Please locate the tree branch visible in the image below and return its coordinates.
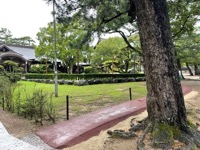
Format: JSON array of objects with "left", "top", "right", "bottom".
[
  {"left": 172, "top": 15, "right": 191, "bottom": 39},
  {"left": 102, "top": 10, "right": 129, "bottom": 24},
  {"left": 116, "top": 30, "right": 142, "bottom": 55}
]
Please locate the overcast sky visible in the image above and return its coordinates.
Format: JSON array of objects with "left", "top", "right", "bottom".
[{"left": 0, "top": 0, "right": 53, "bottom": 42}]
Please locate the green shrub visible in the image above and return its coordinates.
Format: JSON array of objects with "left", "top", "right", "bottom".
[
  {"left": 4, "top": 72, "right": 21, "bottom": 82},
  {"left": 25, "top": 73, "right": 145, "bottom": 80},
  {"left": 3, "top": 60, "right": 19, "bottom": 72},
  {"left": 29, "top": 64, "right": 53, "bottom": 73},
  {"left": 84, "top": 66, "right": 99, "bottom": 74},
  {"left": 15, "top": 86, "right": 56, "bottom": 124},
  {"left": 0, "top": 75, "right": 16, "bottom": 111},
  {"left": 15, "top": 67, "right": 24, "bottom": 73},
  {"left": 0, "top": 65, "right": 4, "bottom": 73}
]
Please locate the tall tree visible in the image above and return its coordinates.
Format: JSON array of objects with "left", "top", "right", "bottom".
[
  {"left": 36, "top": 22, "right": 89, "bottom": 74},
  {"left": 91, "top": 37, "right": 125, "bottom": 71},
  {"left": 135, "top": 0, "right": 188, "bottom": 146},
  {"left": 0, "top": 28, "right": 13, "bottom": 43},
  {"left": 175, "top": 30, "right": 200, "bottom": 75},
  {"left": 91, "top": 37, "right": 140, "bottom": 73},
  {"left": 11, "top": 36, "right": 35, "bottom": 46},
  {"left": 0, "top": 27, "right": 35, "bottom": 46},
  {"left": 135, "top": 2, "right": 200, "bottom": 148}
]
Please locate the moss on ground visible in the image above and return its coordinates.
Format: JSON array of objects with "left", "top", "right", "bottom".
[{"left": 152, "top": 123, "right": 181, "bottom": 148}]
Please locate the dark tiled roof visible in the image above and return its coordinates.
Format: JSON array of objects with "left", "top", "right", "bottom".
[{"left": 0, "top": 44, "right": 36, "bottom": 60}]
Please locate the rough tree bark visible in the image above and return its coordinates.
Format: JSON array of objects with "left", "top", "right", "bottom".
[{"left": 135, "top": 0, "right": 187, "bottom": 128}]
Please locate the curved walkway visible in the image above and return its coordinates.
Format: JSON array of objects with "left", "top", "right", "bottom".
[{"left": 36, "top": 86, "right": 192, "bottom": 149}]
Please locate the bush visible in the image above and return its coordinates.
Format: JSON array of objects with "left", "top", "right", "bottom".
[
  {"left": 0, "top": 75, "right": 15, "bottom": 111},
  {"left": 0, "top": 65, "right": 4, "bottom": 72},
  {"left": 25, "top": 73, "right": 145, "bottom": 80},
  {"left": 15, "top": 87, "right": 56, "bottom": 125},
  {"left": 84, "top": 66, "right": 99, "bottom": 74},
  {"left": 4, "top": 72, "right": 21, "bottom": 82},
  {"left": 29, "top": 64, "right": 53, "bottom": 73}
]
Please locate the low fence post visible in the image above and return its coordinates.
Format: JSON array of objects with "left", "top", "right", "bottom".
[
  {"left": 66, "top": 95, "right": 69, "bottom": 120},
  {"left": 129, "top": 88, "right": 132, "bottom": 100}
]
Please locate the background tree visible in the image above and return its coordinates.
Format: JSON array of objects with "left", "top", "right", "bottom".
[
  {"left": 0, "top": 27, "right": 35, "bottom": 46},
  {"left": 36, "top": 22, "right": 90, "bottom": 74},
  {"left": 91, "top": 36, "right": 141, "bottom": 73},
  {"left": 0, "top": 28, "right": 13, "bottom": 43},
  {"left": 175, "top": 30, "right": 200, "bottom": 75},
  {"left": 91, "top": 37, "right": 125, "bottom": 73},
  {"left": 11, "top": 36, "right": 35, "bottom": 46}
]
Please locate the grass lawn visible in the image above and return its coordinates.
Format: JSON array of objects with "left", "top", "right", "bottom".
[{"left": 17, "top": 81, "right": 147, "bottom": 119}]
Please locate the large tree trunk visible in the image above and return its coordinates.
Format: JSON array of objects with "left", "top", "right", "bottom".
[{"left": 135, "top": 0, "right": 187, "bottom": 129}]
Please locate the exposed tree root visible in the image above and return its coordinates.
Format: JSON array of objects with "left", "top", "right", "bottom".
[
  {"left": 175, "top": 128, "right": 200, "bottom": 150},
  {"left": 107, "top": 118, "right": 200, "bottom": 150},
  {"left": 107, "top": 129, "right": 137, "bottom": 138},
  {"left": 137, "top": 122, "right": 153, "bottom": 150},
  {"left": 129, "top": 118, "right": 149, "bottom": 132}
]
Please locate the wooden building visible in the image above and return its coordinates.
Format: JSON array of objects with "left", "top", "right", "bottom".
[{"left": 0, "top": 44, "right": 36, "bottom": 72}]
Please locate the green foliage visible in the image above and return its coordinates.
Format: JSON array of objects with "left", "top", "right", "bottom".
[
  {"left": 15, "top": 67, "right": 24, "bottom": 73},
  {"left": 0, "top": 75, "right": 16, "bottom": 111},
  {"left": 187, "top": 119, "right": 196, "bottom": 128},
  {"left": 152, "top": 123, "right": 181, "bottom": 148},
  {"left": 84, "top": 66, "right": 99, "bottom": 74},
  {"left": 175, "top": 29, "right": 200, "bottom": 65},
  {"left": 11, "top": 36, "right": 35, "bottom": 46},
  {"left": 0, "top": 28, "right": 12, "bottom": 43},
  {"left": 25, "top": 73, "right": 54, "bottom": 79},
  {"left": 0, "top": 27, "right": 35, "bottom": 46},
  {"left": 25, "top": 73, "right": 145, "bottom": 80},
  {"left": 91, "top": 37, "right": 142, "bottom": 73},
  {"left": 3, "top": 72, "right": 21, "bottom": 83},
  {"left": 169, "top": 1, "right": 200, "bottom": 39},
  {"left": 175, "top": 28, "right": 200, "bottom": 75},
  {"left": 0, "top": 76, "right": 11, "bottom": 97},
  {"left": 35, "top": 22, "right": 90, "bottom": 74},
  {"left": 0, "top": 65, "right": 4, "bottom": 72},
  {"left": 51, "top": 0, "right": 199, "bottom": 55},
  {"left": 14, "top": 86, "right": 56, "bottom": 124},
  {"left": 29, "top": 64, "right": 53, "bottom": 73},
  {"left": 1, "top": 60, "right": 22, "bottom": 82},
  {"left": 3, "top": 60, "right": 18, "bottom": 72},
  {"left": 45, "top": 95, "right": 56, "bottom": 123}
]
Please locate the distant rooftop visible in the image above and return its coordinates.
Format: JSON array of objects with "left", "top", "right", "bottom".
[{"left": 0, "top": 43, "right": 36, "bottom": 60}]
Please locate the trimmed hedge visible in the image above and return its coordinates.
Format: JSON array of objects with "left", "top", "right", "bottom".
[{"left": 25, "top": 73, "right": 145, "bottom": 80}]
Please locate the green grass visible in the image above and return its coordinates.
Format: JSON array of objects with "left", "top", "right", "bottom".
[{"left": 16, "top": 81, "right": 147, "bottom": 118}]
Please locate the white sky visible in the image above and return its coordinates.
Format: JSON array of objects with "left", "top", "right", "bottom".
[{"left": 0, "top": 0, "right": 53, "bottom": 42}]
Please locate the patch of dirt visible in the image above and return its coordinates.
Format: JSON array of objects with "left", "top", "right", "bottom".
[{"left": 0, "top": 108, "right": 54, "bottom": 138}]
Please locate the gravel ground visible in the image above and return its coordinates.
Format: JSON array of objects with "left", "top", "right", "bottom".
[{"left": 20, "top": 134, "right": 55, "bottom": 150}]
